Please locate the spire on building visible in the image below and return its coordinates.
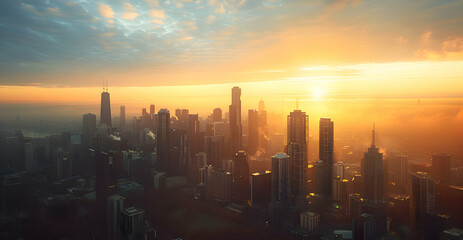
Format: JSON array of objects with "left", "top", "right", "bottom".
[{"left": 372, "top": 122, "right": 376, "bottom": 147}]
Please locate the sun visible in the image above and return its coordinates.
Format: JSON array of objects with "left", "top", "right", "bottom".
[{"left": 312, "top": 87, "right": 325, "bottom": 100}]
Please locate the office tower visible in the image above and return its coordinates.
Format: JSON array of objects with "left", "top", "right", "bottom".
[
  {"left": 169, "top": 129, "right": 189, "bottom": 176},
  {"left": 432, "top": 153, "right": 451, "bottom": 185},
  {"left": 390, "top": 195, "right": 410, "bottom": 226},
  {"left": 83, "top": 113, "right": 97, "bottom": 146},
  {"left": 248, "top": 109, "right": 259, "bottom": 155},
  {"left": 24, "top": 141, "right": 35, "bottom": 172},
  {"left": 156, "top": 109, "right": 170, "bottom": 174},
  {"left": 107, "top": 194, "right": 124, "bottom": 240},
  {"left": 57, "top": 150, "right": 72, "bottom": 179},
  {"left": 213, "top": 108, "right": 222, "bottom": 122},
  {"left": 208, "top": 169, "right": 232, "bottom": 202},
  {"left": 142, "top": 108, "right": 147, "bottom": 116},
  {"left": 150, "top": 104, "right": 155, "bottom": 116},
  {"left": 204, "top": 136, "right": 225, "bottom": 169},
  {"left": 232, "top": 150, "right": 250, "bottom": 203},
  {"left": 390, "top": 154, "right": 408, "bottom": 193},
  {"left": 258, "top": 99, "right": 268, "bottom": 155},
  {"left": 229, "top": 86, "right": 242, "bottom": 155},
  {"left": 363, "top": 124, "right": 384, "bottom": 202},
  {"left": 120, "top": 207, "right": 146, "bottom": 240},
  {"left": 300, "top": 211, "right": 320, "bottom": 232},
  {"left": 213, "top": 122, "right": 225, "bottom": 136},
  {"left": 251, "top": 170, "right": 271, "bottom": 205},
  {"left": 95, "top": 150, "right": 116, "bottom": 225},
  {"left": 100, "top": 90, "right": 112, "bottom": 127},
  {"left": 412, "top": 172, "right": 435, "bottom": 223},
  {"left": 271, "top": 153, "right": 289, "bottom": 202},
  {"left": 287, "top": 110, "right": 309, "bottom": 201},
  {"left": 120, "top": 105, "right": 126, "bottom": 127},
  {"left": 319, "top": 118, "right": 334, "bottom": 199},
  {"left": 5, "top": 136, "right": 19, "bottom": 170}
]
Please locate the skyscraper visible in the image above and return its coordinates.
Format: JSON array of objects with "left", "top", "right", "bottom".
[
  {"left": 120, "top": 105, "right": 126, "bottom": 127},
  {"left": 150, "top": 104, "right": 155, "bottom": 116},
  {"left": 229, "top": 87, "right": 242, "bottom": 155},
  {"left": 248, "top": 109, "right": 259, "bottom": 155},
  {"left": 107, "top": 194, "right": 124, "bottom": 240},
  {"left": 287, "top": 110, "right": 309, "bottom": 202},
  {"left": 432, "top": 153, "right": 451, "bottom": 185},
  {"left": 213, "top": 108, "right": 222, "bottom": 122},
  {"left": 319, "top": 118, "right": 334, "bottom": 199},
  {"left": 232, "top": 150, "right": 249, "bottom": 203},
  {"left": 120, "top": 207, "right": 146, "bottom": 240},
  {"left": 363, "top": 124, "right": 384, "bottom": 202},
  {"left": 390, "top": 154, "right": 408, "bottom": 193},
  {"left": 411, "top": 172, "right": 435, "bottom": 223},
  {"left": 100, "top": 90, "right": 112, "bottom": 127},
  {"left": 156, "top": 109, "right": 170, "bottom": 174},
  {"left": 271, "top": 152, "right": 289, "bottom": 202},
  {"left": 83, "top": 113, "right": 96, "bottom": 146}
]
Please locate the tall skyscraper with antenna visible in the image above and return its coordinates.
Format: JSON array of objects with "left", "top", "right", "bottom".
[
  {"left": 363, "top": 123, "right": 384, "bottom": 202},
  {"left": 287, "top": 110, "right": 309, "bottom": 203},
  {"left": 100, "top": 81, "right": 112, "bottom": 127}
]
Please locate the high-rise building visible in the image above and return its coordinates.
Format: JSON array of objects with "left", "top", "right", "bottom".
[
  {"left": 120, "top": 207, "right": 146, "bottom": 240},
  {"left": 232, "top": 150, "right": 249, "bottom": 203},
  {"left": 150, "top": 104, "right": 155, "bottom": 116},
  {"left": 83, "top": 113, "right": 96, "bottom": 147},
  {"left": 432, "top": 153, "right": 451, "bottom": 185},
  {"left": 300, "top": 211, "right": 320, "bottom": 232},
  {"left": 208, "top": 169, "right": 232, "bottom": 202},
  {"left": 248, "top": 109, "right": 259, "bottom": 155},
  {"left": 57, "top": 150, "right": 72, "bottom": 179},
  {"left": 107, "top": 194, "right": 124, "bottom": 240},
  {"left": 271, "top": 152, "right": 289, "bottom": 202},
  {"left": 213, "top": 108, "right": 222, "bottom": 122},
  {"left": 204, "top": 136, "right": 225, "bottom": 169},
  {"left": 120, "top": 105, "right": 126, "bottom": 127},
  {"left": 287, "top": 110, "right": 308, "bottom": 202},
  {"left": 156, "top": 109, "right": 170, "bottom": 174},
  {"left": 251, "top": 170, "right": 271, "bottom": 205},
  {"left": 94, "top": 149, "right": 116, "bottom": 226},
  {"left": 229, "top": 87, "right": 242, "bottom": 155},
  {"left": 213, "top": 122, "right": 225, "bottom": 137},
  {"left": 100, "top": 90, "right": 112, "bottom": 127},
  {"left": 319, "top": 118, "right": 334, "bottom": 199},
  {"left": 363, "top": 124, "right": 384, "bottom": 202},
  {"left": 268, "top": 133, "right": 285, "bottom": 156},
  {"left": 390, "top": 154, "right": 408, "bottom": 193},
  {"left": 412, "top": 172, "right": 435, "bottom": 223}
]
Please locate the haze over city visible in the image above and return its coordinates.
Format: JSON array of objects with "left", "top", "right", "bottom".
[{"left": 0, "top": 0, "right": 462, "bottom": 240}]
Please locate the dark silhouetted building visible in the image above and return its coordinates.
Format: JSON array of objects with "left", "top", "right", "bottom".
[
  {"left": 120, "top": 105, "right": 126, "bottom": 127},
  {"left": 83, "top": 113, "right": 97, "bottom": 147},
  {"left": 248, "top": 109, "right": 259, "bottom": 155},
  {"left": 363, "top": 124, "right": 383, "bottom": 202},
  {"left": 229, "top": 87, "right": 242, "bottom": 155},
  {"left": 258, "top": 99, "right": 268, "bottom": 155},
  {"left": 412, "top": 172, "right": 435, "bottom": 225},
  {"left": 150, "top": 104, "right": 155, "bottom": 116},
  {"left": 287, "top": 110, "right": 308, "bottom": 203},
  {"left": 232, "top": 150, "right": 249, "bottom": 203},
  {"left": 156, "top": 109, "right": 170, "bottom": 174},
  {"left": 251, "top": 170, "right": 271, "bottom": 205},
  {"left": 107, "top": 194, "right": 124, "bottom": 240},
  {"left": 213, "top": 108, "right": 222, "bottom": 122},
  {"left": 120, "top": 207, "right": 146, "bottom": 240},
  {"left": 390, "top": 154, "right": 408, "bottom": 193},
  {"left": 319, "top": 117, "right": 334, "bottom": 199},
  {"left": 100, "top": 90, "right": 112, "bottom": 127},
  {"left": 271, "top": 152, "right": 289, "bottom": 202},
  {"left": 432, "top": 153, "right": 451, "bottom": 185}
]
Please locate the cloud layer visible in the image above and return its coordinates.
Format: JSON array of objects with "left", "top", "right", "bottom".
[{"left": 0, "top": 0, "right": 463, "bottom": 87}]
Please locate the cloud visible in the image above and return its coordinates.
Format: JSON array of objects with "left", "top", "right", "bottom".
[
  {"left": 152, "top": 19, "right": 164, "bottom": 24},
  {"left": 215, "top": 4, "right": 226, "bottom": 14},
  {"left": 150, "top": 9, "right": 166, "bottom": 19},
  {"left": 122, "top": 12, "right": 139, "bottom": 20},
  {"left": 98, "top": 4, "right": 114, "bottom": 19},
  {"left": 207, "top": 15, "right": 215, "bottom": 24}
]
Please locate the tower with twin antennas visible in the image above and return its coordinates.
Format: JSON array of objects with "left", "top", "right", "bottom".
[{"left": 100, "top": 80, "right": 112, "bottom": 127}]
